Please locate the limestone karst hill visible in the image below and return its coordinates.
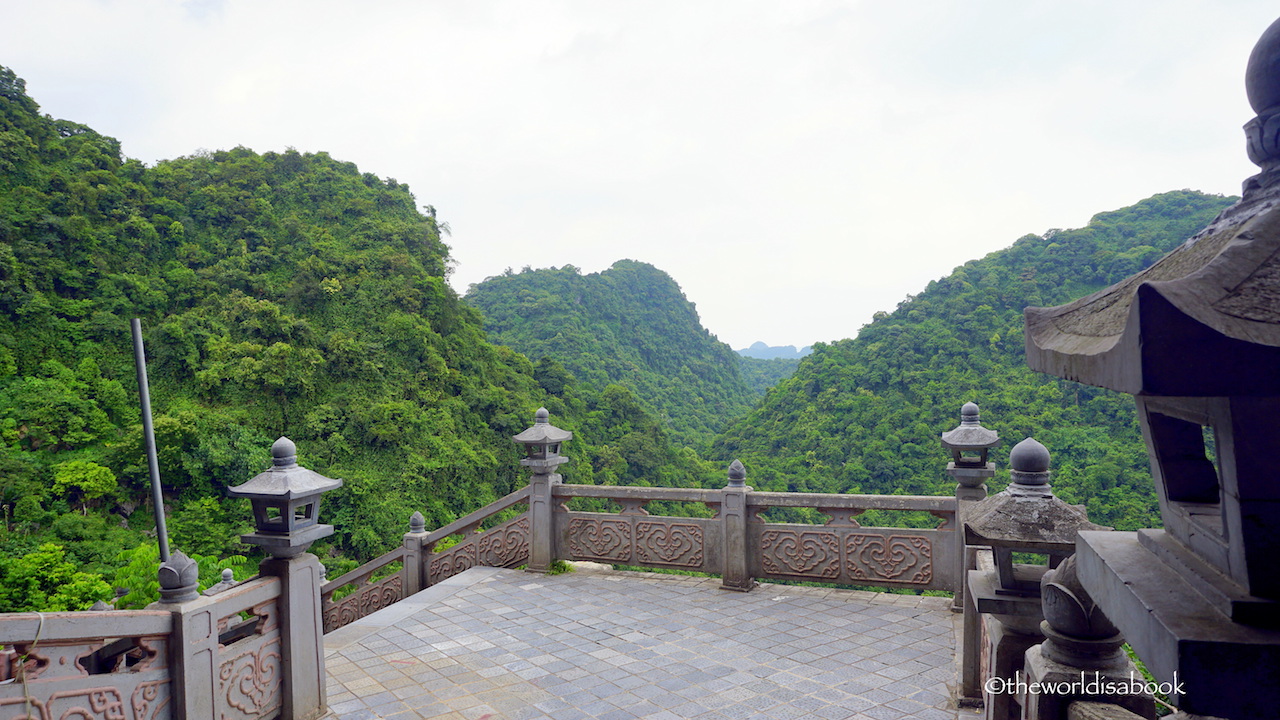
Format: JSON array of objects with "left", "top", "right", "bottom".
[
  {"left": 711, "top": 190, "right": 1236, "bottom": 531},
  {"left": 0, "top": 66, "right": 710, "bottom": 603},
  {"left": 465, "top": 260, "right": 756, "bottom": 446}
]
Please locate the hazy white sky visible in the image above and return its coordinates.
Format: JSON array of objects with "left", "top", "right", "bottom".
[{"left": 5, "top": 1, "right": 1278, "bottom": 348}]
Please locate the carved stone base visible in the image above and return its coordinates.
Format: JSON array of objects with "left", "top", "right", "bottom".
[{"left": 1021, "top": 643, "right": 1155, "bottom": 720}]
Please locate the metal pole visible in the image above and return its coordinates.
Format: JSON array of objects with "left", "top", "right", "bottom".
[{"left": 131, "top": 318, "right": 171, "bottom": 563}]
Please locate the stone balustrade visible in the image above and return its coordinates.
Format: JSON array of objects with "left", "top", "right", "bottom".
[
  {"left": 0, "top": 574, "right": 288, "bottom": 720},
  {"left": 320, "top": 468, "right": 961, "bottom": 634}
]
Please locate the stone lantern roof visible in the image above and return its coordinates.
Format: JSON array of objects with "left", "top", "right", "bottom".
[
  {"left": 964, "top": 438, "right": 1108, "bottom": 552},
  {"left": 1024, "top": 198, "right": 1280, "bottom": 395},
  {"left": 940, "top": 402, "right": 999, "bottom": 456},
  {"left": 228, "top": 437, "right": 343, "bottom": 501},
  {"left": 512, "top": 407, "right": 572, "bottom": 446}
]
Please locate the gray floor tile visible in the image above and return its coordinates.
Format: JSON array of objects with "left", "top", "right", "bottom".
[{"left": 325, "top": 567, "right": 958, "bottom": 720}]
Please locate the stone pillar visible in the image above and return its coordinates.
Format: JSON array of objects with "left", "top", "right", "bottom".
[
  {"left": 403, "top": 511, "right": 428, "bottom": 594},
  {"left": 526, "top": 462, "right": 560, "bottom": 573},
  {"left": 260, "top": 553, "right": 328, "bottom": 720},
  {"left": 1021, "top": 555, "right": 1155, "bottom": 720},
  {"left": 159, "top": 553, "right": 217, "bottom": 720},
  {"left": 225, "top": 438, "right": 340, "bottom": 720},
  {"left": 969, "top": 565, "right": 1045, "bottom": 720},
  {"left": 720, "top": 459, "right": 755, "bottom": 592}
]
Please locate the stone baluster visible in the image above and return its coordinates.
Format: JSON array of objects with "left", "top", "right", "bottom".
[
  {"left": 720, "top": 459, "right": 755, "bottom": 592},
  {"left": 403, "top": 511, "right": 428, "bottom": 593},
  {"left": 159, "top": 552, "right": 217, "bottom": 720},
  {"left": 1020, "top": 555, "right": 1155, "bottom": 720}
]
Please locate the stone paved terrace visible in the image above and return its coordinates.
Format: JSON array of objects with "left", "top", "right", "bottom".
[{"left": 323, "top": 566, "right": 966, "bottom": 720}]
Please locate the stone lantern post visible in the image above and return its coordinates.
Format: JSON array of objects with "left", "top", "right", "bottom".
[
  {"left": 1021, "top": 16, "right": 1280, "bottom": 718},
  {"left": 963, "top": 438, "right": 1108, "bottom": 720},
  {"left": 514, "top": 408, "right": 572, "bottom": 573},
  {"left": 943, "top": 401, "right": 1000, "bottom": 618},
  {"left": 226, "top": 437, "right": 341, "bottom": 720}
]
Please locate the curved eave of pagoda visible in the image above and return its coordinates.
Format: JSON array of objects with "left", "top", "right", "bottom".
[{"left": 1025, "top": 190, "right": 1280, "bottom": 396}]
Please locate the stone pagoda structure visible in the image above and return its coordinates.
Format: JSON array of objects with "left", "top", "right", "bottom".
[{"left": 1021, "top": 15, "right": 1280, "bottom": 719}]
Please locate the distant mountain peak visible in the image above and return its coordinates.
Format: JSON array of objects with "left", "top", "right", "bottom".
[{"left": 737, "top": 343, "right": 813, "bottom": 360}]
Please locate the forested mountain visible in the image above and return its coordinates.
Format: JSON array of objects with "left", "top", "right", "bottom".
[
  {"left": 713, "top": 190, "right": 1236, "bottom": 531},
  {"left": 0, "top": 67, "right": 713, "bottom": 609},
  {"left": 0, "top": 60, "right": 1241, "bottom": 612},
  {"left": 465, "top": 261, "right": 755, "bottom": 445}
]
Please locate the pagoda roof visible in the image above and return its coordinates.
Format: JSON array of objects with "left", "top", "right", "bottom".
[{"left": 1025, "top": 187, "right": 1280, "bottom": 396}]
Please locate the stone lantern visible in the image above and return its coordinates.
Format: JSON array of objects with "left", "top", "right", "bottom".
[
  {"left": 963, "top": 438, "right": 1108, "bottom": 720},
  {"left": 942, "top": 401, "right": 1000, "bottom": 501},
  {"left": 513, "top": 407, "right": 572, "bottom": 472},
  {"left": 228, "top": 437, "right": 343, "bottom": 558},
  {"left": 1020, "top": 16, "right": 1280, "bottom": 717},
  {"left": 944, "top": 401, "right": 1000, "bottom": 623},
  {"left": 514, "top": 408, "right": 571, "bottom": 573}
]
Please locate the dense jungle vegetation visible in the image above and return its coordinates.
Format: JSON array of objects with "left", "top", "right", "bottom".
[
  {"left": 713, "top": 189, "right": 1234, "bottom": 530},
  {"left": 0, "top": 67, "right": 714, "bottom": 610},
  {"left": 0, "top": 63, "right": 1237, "bottom": 611},
  {"left": 466, "top": 261, "right": 756, "bottom": 445}
]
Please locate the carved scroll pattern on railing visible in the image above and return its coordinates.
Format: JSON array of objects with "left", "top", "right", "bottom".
[
  {"left": 634, "top": 522, "right": 703, "bottom": 567},
  {"left": 760, "top": 530, "right": 840, "bottom": 578},
  {"left": 132, "top": 680, "right": 170, "bottom": 720},
  {"left": 0, "top": 687, "right": 135, "bottom": 720},
  {"left": 756, "top": 526, "right": 938, "bottom": 587},
  {"left": 565, "top": 518, "right": 632, "bottom": 562},
  {"left": 215, "top": 600, "right": 281, "bottom": 720},
  {"left": 322, "top": 572, "right": 404, "bottom": 634},
  {"left": 428, "top": 514, "right": 531, "bottom": 585},
  {"left": 0, "top": 613, "right": 172, "bottom": 720},
  {"left": 846, "top": 534, "right": 932, "bottom": 584}
]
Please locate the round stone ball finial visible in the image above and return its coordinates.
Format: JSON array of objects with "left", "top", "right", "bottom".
[
  {"left": 1010, "top": 437, "right": 1050, "bottom": 473},
  {"left": 960, "top": 402, "right": 980, "bottom": 425},
  {"left": 271, "top": 436, "right": 298, "bottom": 468},
  {"left": 1246, "top": 16, "right": 1280, "bottom": 115},
  {"left": 534, "top": 407, "right": 550, "bottom": 424},
  {"left": 1245, "top": 16, "right": 1280, "bottom": 177},
  {"left": 1009, "top": 437, "right": 1052, "bottom": 491}
]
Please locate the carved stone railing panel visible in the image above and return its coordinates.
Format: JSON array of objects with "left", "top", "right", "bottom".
[
  {"left": 427, "top": 513, "right": 531, "bottom": 585},
  {"left": 751, "top": 523, "right": 950, "bottom": 590},
  {"left": 846, "top": 533, "right": 933, "bottom": 584},
  {"left": 322, "top": 571, "right": 404, "bottom": 634},
  {"left": 209, "top": 580, "right": 283, "bottom": 720},
  {"left": 0, "top": 611, "right": 173, "bottom": 720},
  {"left": 760, "top": 529, "right": 841, "bottom": 579},
  {"left": 565, "top": 517, "right": 632, "bottom": 562},
  {"left": 744, "top": 491, "right": 958, "bottom": 591},
  {"left": 556, "top": 511, "right": 715, "bottom": 572},
  {"left": 634, "top": 521, "right": 703, "bottom": 567}
]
